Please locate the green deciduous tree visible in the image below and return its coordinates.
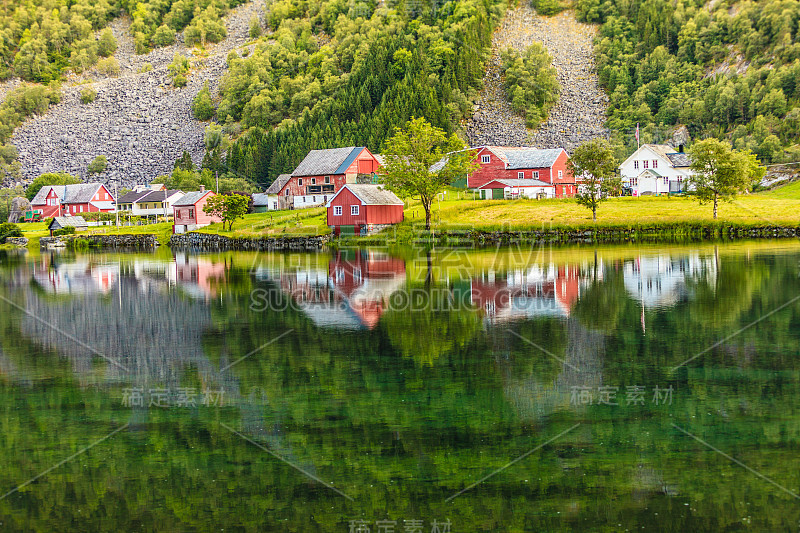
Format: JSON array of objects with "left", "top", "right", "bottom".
[
  {"left": 568, "top": 138, "right": 620, "bottom": 222},
  {"left": 688, "top": 138, "right": 765, "bottom": 219},
  {"left": 88, "top": 155, "right": 108, "bottom": 174},
  {"left": 192, "top": 81, "right": 215, "bottom": 120},
  {"left": 501, "top": 44, "right": 559, "bottom": 129},
  {"left": 381, "top": 117, "right": 477, "bottom": 230},
  {"left": 203, "top": 193, "right": 249, "bottom": 230},
  {"left": 97, "top": 28, "right": 118, "bottom": 57},
  {"left": 25, "top": 172, "right": 81, "bottom": 200}
]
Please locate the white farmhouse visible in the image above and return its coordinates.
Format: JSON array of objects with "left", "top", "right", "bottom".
[{"left": 619, "top": 144, "right": 694, "bottom": 196}]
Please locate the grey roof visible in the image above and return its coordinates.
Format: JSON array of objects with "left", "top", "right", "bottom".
[
  {"left": 49, "top": 216, "right": 87, "bottom": 229},
  {"left": 479, "top": 179, "right": 554, "bottom": 188},
  {"left": 117, "top": 190, "right": 150, "bottom": 204},
  {"left": 483, "top": 147, "right": 564, "bottom": 169},
  {"left": 343, "top": 184, "right": 403, "bottom": 205},
  {"left": 252, "top": 193, "right": 270, "bottom": 206},
  {"left": 31, "top": 183, "right": 107, "bottom": 205},
  {"left": 292, "top": 147, "right": 362, "bottom": 177},
  {"left": 265, "top": 174, "right": 292, "bottom": 194},
  {"left": 666, "top": 152, "right": 692, "bottom": 167},
  {"left": 173, "top": 191, "right": 212, "bottom": 206},
  {"left": 89, "top": 201, "right": 116, "bottom": 210},
  {"left": 138, "top": 189, "right": 182, "bottom": 202}
]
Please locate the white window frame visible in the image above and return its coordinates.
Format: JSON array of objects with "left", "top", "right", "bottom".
[
  {"left": 533, "top": 171, "right": 539, "bottom": 179},
  {"left": 643, "top": 160, "right": 649, "bottom": 169},
  {"left": 634, "top": 161, "right": 639, "bottom": 170},
  {"left": 298, "top": 178, "right": 303, "bottom": 186},
  {"left": 517, "top": 171, "right": 524, "bottom": 179},
  {"left": 324, "top": 176, "right": 330, "bottom": 184},
  {"left": 653, "top": 160, "right": 658, "bottom": 168},
  {"left": 481, "top": 155, "right": 490, "bottom": 164},
  {"left": 311, "top": 178, "right": 316, "bottom": 185},
  {"left": 558, "top": 170, "right": 563, "bottom": 179},
  {"left": 333, "top": 206, "right": 342, "bottom": 216},
  {"left": 351, "top": 205, "right": 359, "bottom": 216}
]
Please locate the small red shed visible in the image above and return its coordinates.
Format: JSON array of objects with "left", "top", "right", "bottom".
[
  {"left": 326, "top": 184, "right": 404, "bottom": 236},
  {"left": 172, "top": 189, "right": 222, "bottom": 234}
]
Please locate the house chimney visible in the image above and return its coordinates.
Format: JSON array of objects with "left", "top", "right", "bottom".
[
  {"left": 200, "top": 185, "right": 205, "bottom": 192},
  {"left": 678, "top": 144, "right": 684, "bottom": 153}
]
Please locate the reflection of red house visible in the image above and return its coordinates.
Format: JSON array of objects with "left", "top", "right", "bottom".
[
  {"left": 328, "top": 250, "right": 406, "bottom": 328},
  {"left": 470, "top": 265, "right": 581, "bottom": 323},
  {"left": 30, "top": 183, "right": 116, "bottom": 218},
  {"left": 173, "top": 252, "right": 226, "bottom": 299}
]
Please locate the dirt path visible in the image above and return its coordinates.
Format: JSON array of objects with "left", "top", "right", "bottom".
[{"left": 466, "top": 6, "right": 608, "bottom": 151}]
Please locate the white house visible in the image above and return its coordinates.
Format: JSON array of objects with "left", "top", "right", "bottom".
[
  {"left": 116, "top": 189, "right": 184, "bottom": 217},
  {"left": 619, "top": 144, "right": 693, "bottom": 196},
  {"left": 262, "top": 174, "right": 292, "bottom": 211}
]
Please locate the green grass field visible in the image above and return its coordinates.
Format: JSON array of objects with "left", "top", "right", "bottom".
[{"left": 12, "top": 180, "right": 800, "bottom": 248}]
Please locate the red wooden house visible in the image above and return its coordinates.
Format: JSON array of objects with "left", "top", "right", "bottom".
[
  {"left": 467, "top": 146, "right": 576, "bottom": 198},
  {"left": 30, "top": 183, "right": 116, "bottom": 218},
  {"left": 273, "top": 147, "right": 382, "bottom": 209},
  {"left": 326, "top": 184, "right": 404, "bottom": 236},
  {"left": 172, "top": 189, "right": 222, "bottom": 234}
]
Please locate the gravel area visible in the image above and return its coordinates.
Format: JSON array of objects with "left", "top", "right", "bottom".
[
  {"left": 9, "top": 0, "right": 265, "bottom": 189},
  {"left": 466, "top": 7, "right": 609, "bottom": 152}
]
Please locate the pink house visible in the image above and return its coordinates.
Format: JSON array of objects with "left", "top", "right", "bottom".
[{"left": 172, "top": 189, "right": 222, "bottom": 234}]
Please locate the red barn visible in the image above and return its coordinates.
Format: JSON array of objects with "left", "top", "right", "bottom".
[
  {"left": 30, "top": 183, "right": 116, "bottom": 218},
  {"left": 273, "top": 147, "right": 382, "bottom": 209},
  {"left": 172, "top": 189, "right": 222, "bottom": 234},
  {"left": 326, "top": 184, "right": 404, "bottom": 236},
  {"left": 467, "top": 146, "right": 576, "bottom": 198}
]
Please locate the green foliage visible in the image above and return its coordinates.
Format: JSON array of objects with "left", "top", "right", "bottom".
[
  {"left": 25, "top": 172, "right": 81, "bottom": 200},
  {"left": 151, "top": 25, "right": 176, "bottom": 48},
  {"left": 568, "top": 138, "right": 620, "bottom": 221},
  {"left": 249, "top": 15, "right": 262, "bottom": 39},
  {"left": 192, "top": 81, "right": 215, "bottom": 120},
  {"left": 97, "top": 28, "right": 118, "bottom": 57},
  {"left": 203, "top": 193, "right": 249, "bottom": 230},
  {"left": 688, "top": 138, "right": 765, "bottom": 218},
  {"left": 217, "top": 177, "right": 260, "bottom": 194},
  {"left": 0, "top": 222, "right": 23, "bottom": 242},
  {"left": 174, "top": 150, "right": 195, "bottom": 171},
  {"left": 80, "top": 86, "right": 97, "bottom": 104},
  {"left": 0, "top": 84, "right": 61, "bottom": 145},
  {"left": 222, "top": 0, "right": 503, "bottom": 186},
  {"left": 96, "top": 56, "right": 120, "bottom": 76},
  {"left": 168, "top": 53, "right": 190, "bottom": 86},
  {"left": 579, "top": 0, "right": 800, "bottom": 162},
  {"left": 531, "top": 0, "right": 565, "bottom": 16},
  {"left": 88, "top": 155, "right": 108, "bottom": 174},
  {"left": 381, "top": 117, "right": 477, "bottom": 230},
  {"left": 52, "top": 225, "right": 76, "bottom": 236},
  {"left": 161, "top": 167, "right": 215, "bottom": 191},
  {"left": 184, "top": 6, "right": 227, "bottom": 47},
  {"left": 501, "top": 44, "right": 559, "bottom": 129},
  {"left": 138, "top": 63, "right": 154, "bottom": 73},
  {"left": 0, "top": 185, "right": 25, "bottom": 222}
]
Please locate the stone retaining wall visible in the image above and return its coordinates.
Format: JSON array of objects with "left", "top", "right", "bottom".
[
  {"left": 39, "top": 234, "right": 158, "bottom": 249},
  {"left": 169, "top": 232, "right": 330, "bottom": 251},
  {"left": 4, "top": 237, "right": 29, "bottom": 247}
]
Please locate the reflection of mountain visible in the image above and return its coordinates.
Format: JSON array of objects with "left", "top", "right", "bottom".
[
  {"left": 623, "top": 254, "right": 717, "bottom": 309},
  {"left": 256, "top": 251, "right": 406, "bottom": 330},
  {"left": 471, "top": 264, "right": 582, "bottom": 324}
]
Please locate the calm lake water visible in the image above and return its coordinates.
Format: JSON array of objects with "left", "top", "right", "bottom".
[{"left": 1, "top": 241, "right": 799, "bottom": 532}]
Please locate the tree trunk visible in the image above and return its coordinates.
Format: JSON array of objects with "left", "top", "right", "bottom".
[
  {"left": 592, "top": 205, "right": 597, "bottom": 222},
  {"left": 713, "top": 193, "right": 718, "bottom": 219},
  {"left": 423, "top": 200, "right": 432, "bottom": 231}
]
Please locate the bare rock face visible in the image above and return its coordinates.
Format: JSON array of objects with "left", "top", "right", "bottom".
[
  {"left": 670, "top": 125, "right": 691, "bottom": 148},
  {"left": 9, "top": 1, "right": 265, "bottom": 190},
  {"left": 466, "top": 7, "right": 609, "bottom": 152},
  {"left": 7, "top": 196, "right": 31, "bottom": 223}
]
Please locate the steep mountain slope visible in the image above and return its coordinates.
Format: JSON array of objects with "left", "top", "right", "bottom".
[
  {"left": 10, "top": 1, "right": 264, "bottom": 187},
  {"left": 467, "top": 7, "right": 608, "bottom": 151}
]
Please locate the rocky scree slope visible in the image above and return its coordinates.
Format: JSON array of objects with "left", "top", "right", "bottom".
[
  {"left": 9, "top": 1, "right": 265, "bottom": 189},
  {"left": 466, "top": 7, "right": 608, "bottom": 152}
]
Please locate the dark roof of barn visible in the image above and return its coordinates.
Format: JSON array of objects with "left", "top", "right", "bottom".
[
  {"left": 117, "top": 190, "right": 150, "bottom": 204},
  {"left": 291, "top": 147, "right": 364, "bottom": 177},
  {"left": 31, "top": 183, "right": 105, "bottom": 205},
  {"left": 483, "top": 147, "right": 564, "bottom": 169},
  {"left": 264, "top": 174, "right": 292, "bottom": 194},
  {"left": 49, "top": 216, "right": 87, "bottom": 229},
  {"left": 139, "top": 189, "right": 182, "bottom": 202}
]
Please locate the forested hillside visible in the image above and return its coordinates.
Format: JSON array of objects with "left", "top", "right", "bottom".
[
  {"left": 1, "top": 0, "right": 245, "bottom": 82},
  {"left": 223, "top": 0, "right": 504, "bottom": 184},
  {"left": 576, "top": 0, "right": 800, "bottom": 163}
]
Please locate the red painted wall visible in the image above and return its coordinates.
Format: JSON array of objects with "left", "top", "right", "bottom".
[
  {"left": 173, "top": 192, "right": 222, "bottom": 226},
  {"left": 284, "top": 148, "right": 383, "bottom": 199},
  {"left": 466, "top": 147, "right": 576, "bottom": 197},
  {"left": 326, "top": 188, "right": 404, "bottom": 227}
]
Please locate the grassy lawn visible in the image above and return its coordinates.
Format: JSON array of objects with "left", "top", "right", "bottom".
[{"left": 195, "top": 208, "right": 328, "bottom": 238}]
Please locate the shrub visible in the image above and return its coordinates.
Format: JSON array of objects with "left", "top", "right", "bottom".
[
  {"left": 249, "top": 16, "right": 262, "bottom": 39},
  {"left": 80, "top": 87, "right": 97, "bottom": 104},
  {"left": 96, "top": 57, "right": 120, "bottom": 77},
  {"left": 97, "top": 28, "right": 118, "bottom": 57},
  {"left": 88, "top": 155, "right": 108, "bottom": 174},
  {"left": 152, "top": 25, "right": 176, "bottom": 48},
  {"left": 501, "top": 44, "right": 560, "bottom": 129},
  {"left": 192, "top": 81, "right": 215, "bottom": 120},
  {"left": 173, "top": 74, "right": 188, "bottom": 88},
  {"left": 53, "top": 226, "right": 76, "bottom": 237},
  {"left": 0, "top": 222, "right": 23, "bottom": 243},
  {"left": 138, "top": 63, "right": 153, "bottom": 73},
  {"left": 168, "top": 53, "right": 190, "bottom": 86},
  {"left": 0, "top": 84, "right": 61, "bottom": 144},
  {"left": 531, "top": 0, "right": 565, "bottom": 16}
]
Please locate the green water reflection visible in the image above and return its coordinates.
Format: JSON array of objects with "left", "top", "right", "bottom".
[{"left": 0, "top": 241, "right": 799, "bottom": 531}]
